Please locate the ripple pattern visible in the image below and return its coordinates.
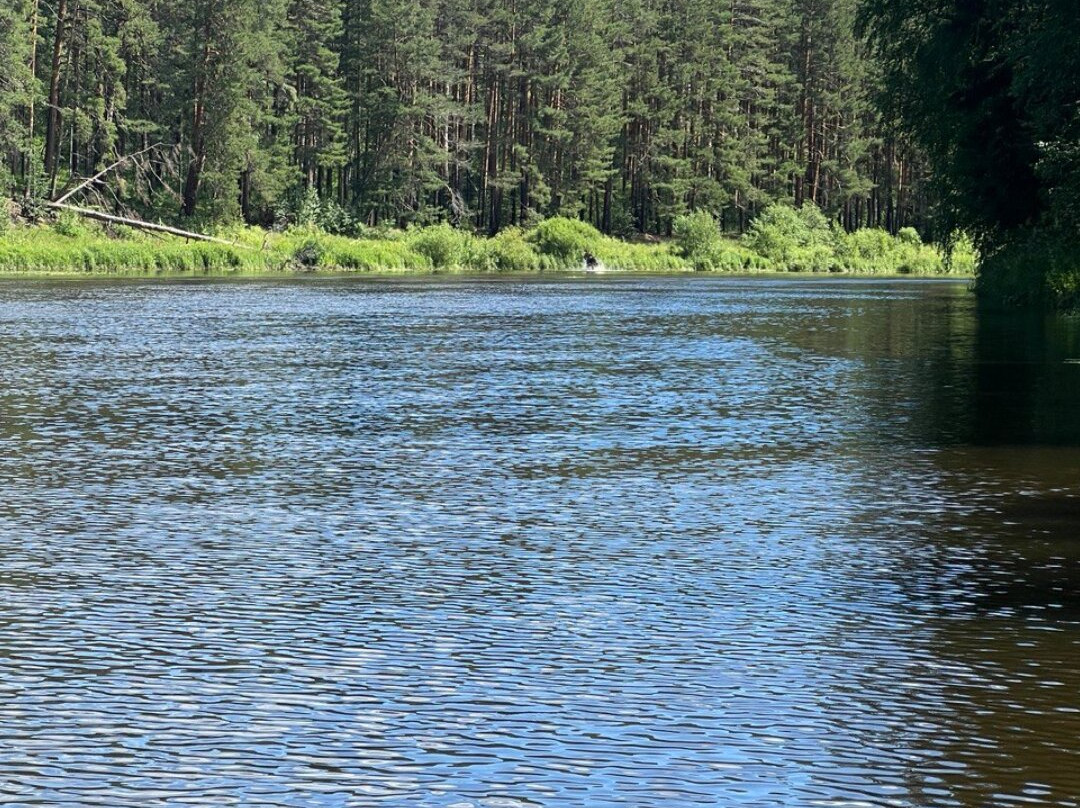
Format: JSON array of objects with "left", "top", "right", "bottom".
[{"left": 0, "top": 277, "right": 1077, "bottom": 807}]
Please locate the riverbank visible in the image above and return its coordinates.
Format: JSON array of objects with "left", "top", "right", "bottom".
[{"left": 0, "top": 209, "right": 976, "bottom": 277}]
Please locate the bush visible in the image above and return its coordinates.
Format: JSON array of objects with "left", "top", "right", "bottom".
[
  {"left": 743, "top": 202, "right": 835, "bottom": 270},
  {"left": 592, "top": 239, "right": 688, "bottom": 272},
  {"left": 898, "top": 226, "right": 921, "bottom": 246},
  {"left": 277, "top": 187, "right": 360, "bottom": 236},
  {"left": 834, "top": 226, "right": 946, "bottom": 274},
  {"left": 52, "top": 211, "right": 93, "bottom": 238},
  {"left": 948, "top": 232, "right": 979, "bottom": 275},
  {"left": 835, "top": 228, "right": 895, "bottom": 272},
  {"left": 789, "top": 243, "right": 839, "bottom": 272},
  {"left": 293, "top": 239, "right": 325, "bottom": 268},
  {"left": 671, "top": 210, "right": 778, "bottom": 271},
  {"left": 691, "top": 241, "right": 766, "bottom": 272},
  {"left": 978, "top": 228, "right": 1080, "bottom": 308},
  {"left": 487, "top": 227, "right": 538, "bottom": 272},
  {"left": 673, "top": 210, "right": 721, "bottom": 262},
  {"left": 528, "top": 217, "right": 602, "bottom": 266},
  {"left": 407, "top": 223, "right": 470, "bottom": 268}
]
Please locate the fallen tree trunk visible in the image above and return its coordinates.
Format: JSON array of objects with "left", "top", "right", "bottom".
[
  {"left": 53, "top": 143, "right": 162, "bottom": 206},
  {"left": 47, "top": 201, "right": 244, "bottom": 248}
]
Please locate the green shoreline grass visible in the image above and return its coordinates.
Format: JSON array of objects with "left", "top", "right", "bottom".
[{"left": 0, "top": 208, "right": 977, "bottom": 278}]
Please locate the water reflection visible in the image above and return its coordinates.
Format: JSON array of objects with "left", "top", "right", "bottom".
[{"left": 0, "top": 277, "right": 1077, "bottom": 807}]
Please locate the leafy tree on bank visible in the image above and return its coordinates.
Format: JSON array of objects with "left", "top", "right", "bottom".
[{"left": 859, "top": 0, "right": 1080, "bottom": 302}]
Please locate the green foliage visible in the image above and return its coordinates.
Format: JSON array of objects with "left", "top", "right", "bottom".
[
  {"left": 976, "top": 230, "right": 1080, "bottom": 308},
  {"left": 673, "top": 211, "right": 721, "bottom": 261},
  {"left": 52, "top": 211, "right": 93, "bottom": 238},
  {"left": 860, "top": 0, "right": 1080, "bottom": 304},
  {"left": 0, "top": 214, "right": 969, "bottom": 277},
  {"left": 279, "top": 188, "right": 359, "bottom": 235},
  {"left": 407, "top": 224, "right": 472, "bottom": 269},
  {"left": 897, "top": 227, "right": 920, "bottom": 246},
  {"left": 528, "top": 217, "right": 603, "bottom": 266},
  {"left": 5, "top": 0, "right": 944, "bottom": 246},
  {"left": 674, "top": 211, "right": 765, "bottom": 271},
  {"left": 948, "top": 233, "right": 978, "bottom": 276},
  {"left": 590, "top": 239, "right": 687, "bottom": 272},
  {"left": 743, "top": 203, "right": 838, "bottom": 271},
  {"left": 292, "top": 238, "right": 325, "bottom": 268},
  {"left": 0, "top": 0, "right": 33, "bottom": 165},
  {"left": 0, "top": 226, "right": 269, "bottom": 274},
  {"left": 487, "top": 228, "right": 538, "bottom": 273}
]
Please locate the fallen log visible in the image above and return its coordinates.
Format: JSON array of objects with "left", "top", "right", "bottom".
[
  {"left": 47, "top": 201, "right": 245, "bottom": 248},
  {"left": 53, "top": 143, "right": 162, "bottom": 206}
]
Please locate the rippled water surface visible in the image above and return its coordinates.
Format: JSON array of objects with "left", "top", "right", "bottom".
[{"left": 1, "top": 276, "right": 1078, "bottom": 807}]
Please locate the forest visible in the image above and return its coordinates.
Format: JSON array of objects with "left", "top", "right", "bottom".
[
  {"left": 0, "top": 0, "right": 930, "bottom": 235},
  {"left": 0, "top": 0, "right": 1076, "bottom": 297}
]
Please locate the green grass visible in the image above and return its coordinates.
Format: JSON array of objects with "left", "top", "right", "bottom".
[
  {"left": 0, "top": 224, "right": 272, "bottom": 275},
  {"left": 0, "top": 205, "right": 975, "bottom": 277}
]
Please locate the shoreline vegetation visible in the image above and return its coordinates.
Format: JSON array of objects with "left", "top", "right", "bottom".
[
  {"left": 2, "top": 0, "right": 1073, "bottom": 300},
  {"left": 0, "top": 204, "right": 976, "bottom": 278}
]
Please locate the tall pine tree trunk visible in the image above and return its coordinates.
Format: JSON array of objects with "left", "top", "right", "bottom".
[
  {"left": 44, "top": 0, "right": 69, "bottom": 197},
  {"left": 23, "top": 0, "right": 39, "bottom": 196},
  {"left": 182, "top": 35, "right": 212, "bottom": 217}
]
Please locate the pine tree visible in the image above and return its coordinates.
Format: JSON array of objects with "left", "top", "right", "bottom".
[
  {"left": 286, "top": 0, "right": 348, "bottom": 196},
  {"left": 0, "top": 0, "right": 34, "bottom": 192},
  {"left": 159, "top": 0, "right": 288, "bottom": 218}
]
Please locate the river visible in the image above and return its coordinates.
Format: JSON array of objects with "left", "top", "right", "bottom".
[{"left": 0, "top": 276, "right": 1077, "bottom": 807}]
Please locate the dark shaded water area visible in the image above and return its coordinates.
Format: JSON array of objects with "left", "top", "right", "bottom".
[{"left": 0, "top": 276, "right": 1078, "bottom": 807}]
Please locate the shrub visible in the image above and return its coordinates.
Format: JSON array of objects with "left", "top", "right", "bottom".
[
  {"left": 407, "top": 223, "right": 470, "bottom": 268},
  {"left": 673, "top": 210, "right": 721, "bottom": 262},
  {"left": 948, "top": 232, "right": 979, "bottom": 275},
  {"left": 488, "top": 227, "right": 538, "bottom": 272},
  {"left": 834, "top": 226, "right": 945, "bottom": 274},
  {"left": 896, "top": 248, "right": 943, "bottom": 275},
  {"left": 293, "top": 239, "right": 325, "bottom": 268},
  {"left": 592, "top": 239, "right": 688, "bottom": 271},
  {"left": 52, "top": 211, "right": 92, "bottom": 238},
  {"left": 835, "top": 228, "right": 896, "bottom": 272},
  {"left": 528, "top": 217, "right": 602, "bottom": 266},
  {"left": 788, "top": 243, "right": 840, "bottom": 273},
  {"left": 692, "top": 241, "right": 765, "bottom": 272},
  {"left": 743, "top": 202, "right": 836, "bottom": 270},
  {"left": 277, "top": 187, "right": 360, "bottom": 236},
  {"left": 898, "top": 226, "right": 921, "bottom": 246},
  {"left": 978, "top": 228, "right": 1080, "bottom": 308}
]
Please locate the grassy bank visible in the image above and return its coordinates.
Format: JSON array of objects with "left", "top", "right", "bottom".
[{"left": 0, "top": 205, "right": 976, "bottom": 277}]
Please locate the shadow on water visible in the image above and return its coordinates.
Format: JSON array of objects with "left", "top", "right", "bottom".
[
  {"left": 769, "top": 282, "right": 1080, "bottom": 805},
  {"left": 883, "top": 300, "right": 1080, "bottom": 807},
  {"left": 968, "top": 308, "right": 1080, "bottom": 446}
]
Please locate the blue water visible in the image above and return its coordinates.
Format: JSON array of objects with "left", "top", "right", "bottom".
[{"left": 0, "top": 277, "right": 1077, "bottom": 807}]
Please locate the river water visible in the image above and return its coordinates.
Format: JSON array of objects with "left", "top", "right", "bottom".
[{"left": 0, "top": 276, "right": 1077, "bottom": 807}]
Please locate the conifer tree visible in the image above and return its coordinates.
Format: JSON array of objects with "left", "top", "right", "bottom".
[{"left": 0, "top": 0, "right": 34, "bottom": 191}]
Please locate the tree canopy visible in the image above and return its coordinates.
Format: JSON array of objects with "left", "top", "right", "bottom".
[
  {"left": 0, "top": 0, "right": 946, "bottom": 236},
  {"left": 859, "top": 0, "right": 1080, "bottom": 302}
]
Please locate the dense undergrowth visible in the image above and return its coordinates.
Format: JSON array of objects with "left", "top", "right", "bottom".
[
  {"left": 0, "top": 204, "right": 975, "bottom": 276},
  {"left": 973, "top": 228, "right": 1080, "bottom": 308}
]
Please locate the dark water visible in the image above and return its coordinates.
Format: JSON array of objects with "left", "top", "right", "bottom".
[{"left": 0, "top": 276, "right": 1078, "bottom": 807}]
